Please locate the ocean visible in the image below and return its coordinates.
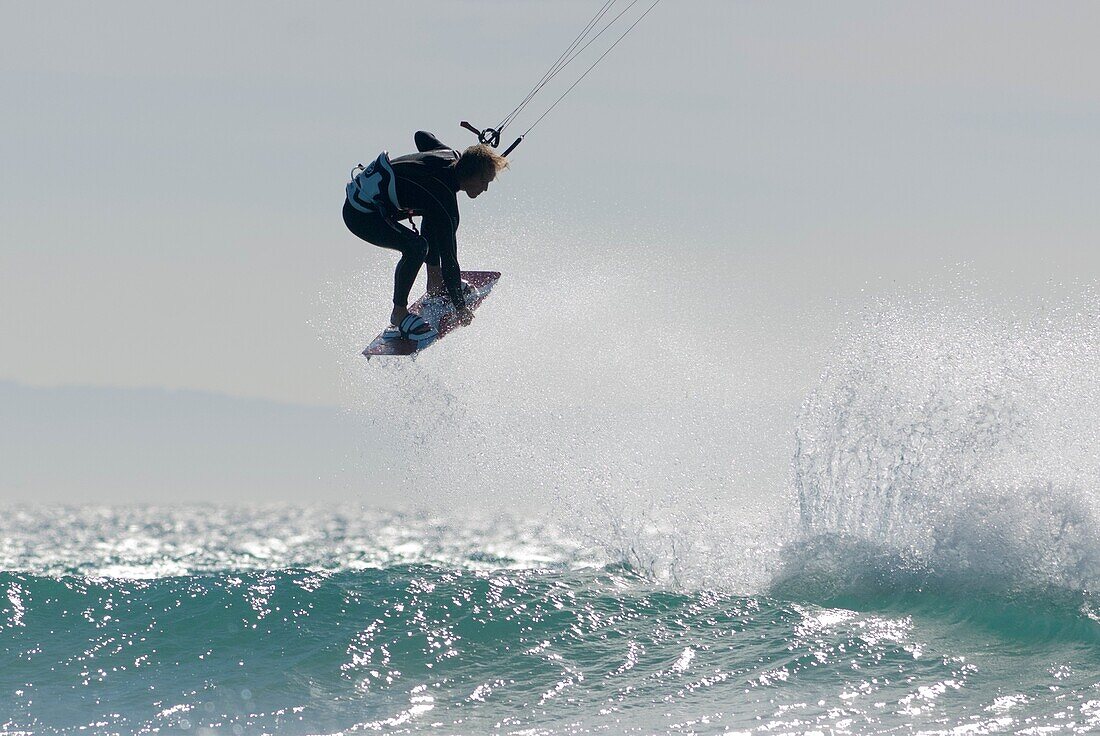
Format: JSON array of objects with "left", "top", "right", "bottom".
[
  {"left": 1, "top": 495, "right": 1098, "bottom": 736},
  {"left": 6, "top": 277, "right": 1100, "bottom": 734}
]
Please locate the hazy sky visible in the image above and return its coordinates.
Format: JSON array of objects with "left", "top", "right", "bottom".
[{"left": 2, "top": 1, "right": 1099, "bottom": 408}]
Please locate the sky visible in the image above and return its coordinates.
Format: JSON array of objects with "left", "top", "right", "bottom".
[{"left": 2, "top": 1, "right": 1099, "bottom": 503}]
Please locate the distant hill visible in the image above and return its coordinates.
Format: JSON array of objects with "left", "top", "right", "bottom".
[{"left": 0, "top": 381, "right": 396, "bottom": 504}]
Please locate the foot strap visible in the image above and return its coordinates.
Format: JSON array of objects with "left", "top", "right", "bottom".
[{"left": 398, "top": 313, "right": 437, "bottom": 344}]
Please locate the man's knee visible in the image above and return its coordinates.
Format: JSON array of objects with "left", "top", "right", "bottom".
[
  {"left": 410, "top": 237, "right": 429, "bottom": 261},
  {"left": 422, "top": 245, "right": 441, "bottom": 269}
]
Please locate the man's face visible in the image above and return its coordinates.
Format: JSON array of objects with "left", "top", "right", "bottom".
[{"left": 462, "top": 172, "right": 494, "bottom": 199}]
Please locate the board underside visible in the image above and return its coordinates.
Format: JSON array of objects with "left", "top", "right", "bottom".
[{"left": 363, "top": 270, "right": 501, "bottom": 358}]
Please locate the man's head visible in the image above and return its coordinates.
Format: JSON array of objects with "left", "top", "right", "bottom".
[{"left": 455, "top": 144, "right": 509, "bottom": 198}]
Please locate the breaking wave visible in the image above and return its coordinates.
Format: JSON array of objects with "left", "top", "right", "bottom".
[
  {"left": 322, "top": 223, "right": 1100, "bottom": 609},
  {"left": 788, "top": 286, "right": 1100, "bottom": 601}
]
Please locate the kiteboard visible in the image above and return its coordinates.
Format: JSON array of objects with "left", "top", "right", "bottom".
[{"left": 363, "top": 270, "right": 501, "bottom": 359}]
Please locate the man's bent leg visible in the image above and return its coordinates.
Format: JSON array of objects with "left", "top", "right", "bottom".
[
  {"left": 425, "top": 265, "right": 445, "bottom": 297},
  {"left": 419, "top": 217, "right": 446, "bottom": 297},
  {"left": 392, "top": 239, "right": 429, "bottom": 307},
  {"left": 342, "top": 201, "right": 428, "bottom": 326}
]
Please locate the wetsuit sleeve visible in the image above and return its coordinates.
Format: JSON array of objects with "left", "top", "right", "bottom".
[
  {"left": 415, "top": 131, "right": 450, "bottom": 153},
  {"left": 417, "top": 194, "right": 464, "bottom": 310},
  {"left": 430, "top": 214, "right": 465, "bottom": 310}
]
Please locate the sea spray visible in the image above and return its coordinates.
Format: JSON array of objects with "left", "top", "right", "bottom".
[
  {"left": 322, "top": 221, "right": 1100, "bottom": 600},
  {"left": 319, "top": 221, "right": 794, "bottom": 591},
  {"left": 790, "top": 286, "right": 1100, "bottom": 595}
]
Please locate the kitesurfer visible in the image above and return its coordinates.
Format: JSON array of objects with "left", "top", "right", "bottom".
[{"left": 343, "top": 131, "right": 508, "bottom": 344}]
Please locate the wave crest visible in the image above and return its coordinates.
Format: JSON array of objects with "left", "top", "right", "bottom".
[{"left": 792, "top": 290, "right": 1100, "bottom": 594}]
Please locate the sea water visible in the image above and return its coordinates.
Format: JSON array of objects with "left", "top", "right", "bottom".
[
  {"left": 6, "top": 249, "right": 1100, "bottom": 733},
  {"left": 1, "top": 502, "right": 1098, "bottom": 734}
]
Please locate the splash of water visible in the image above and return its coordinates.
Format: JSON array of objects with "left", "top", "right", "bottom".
[
  {"left": 792, "top": 286, "right": 1100, "bottom": 594},
  {"left": 322, "top": 216, "right": 1100, "bottom": 599},
  {"left": 318, "top": 219, "right": 794, "bottom": 591}
]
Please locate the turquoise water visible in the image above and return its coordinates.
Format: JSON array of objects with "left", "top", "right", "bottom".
[
  {"left": 7, "top": 290, "right": 1100, "bottom": 733},
  {"left": 2, "top": 506, "right": 1099, "bottom": 735}
]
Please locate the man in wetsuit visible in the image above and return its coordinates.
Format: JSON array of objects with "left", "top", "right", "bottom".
[{"left": 343, "top": 131, "right": 508, "bottom": 344}]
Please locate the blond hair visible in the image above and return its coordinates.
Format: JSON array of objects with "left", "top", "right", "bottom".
[{"left": 455, "top": 144, "right": 509, "bottom": 182}]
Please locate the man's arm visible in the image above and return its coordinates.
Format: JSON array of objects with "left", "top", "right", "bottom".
[
  {"left": 415, "top": 191, "right": 465, "bottom": 310},
  {"left": 399, "top": 166, "right": 468, "bottom": 313},
  {"left": 425, "top": 212, "right": 465, "bottom": 311}
]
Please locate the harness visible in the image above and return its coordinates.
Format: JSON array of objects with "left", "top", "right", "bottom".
[
  {"left": 349, "top": 147, "right": 469, "bottom": 236},
  {"left": 347, "top": 152, "right": 400, "bottom": 213},
  {"left": 346, "top": 151, "right": 423, "bottom": 234}
]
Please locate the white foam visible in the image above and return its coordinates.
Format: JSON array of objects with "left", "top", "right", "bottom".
[{"left": 793, "top": 285, "right": 1100, "bottom": 591}]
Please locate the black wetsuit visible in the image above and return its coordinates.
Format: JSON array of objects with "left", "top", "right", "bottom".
[{"left": 342, "top": 131, "right": 466, "bottom": 310}]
